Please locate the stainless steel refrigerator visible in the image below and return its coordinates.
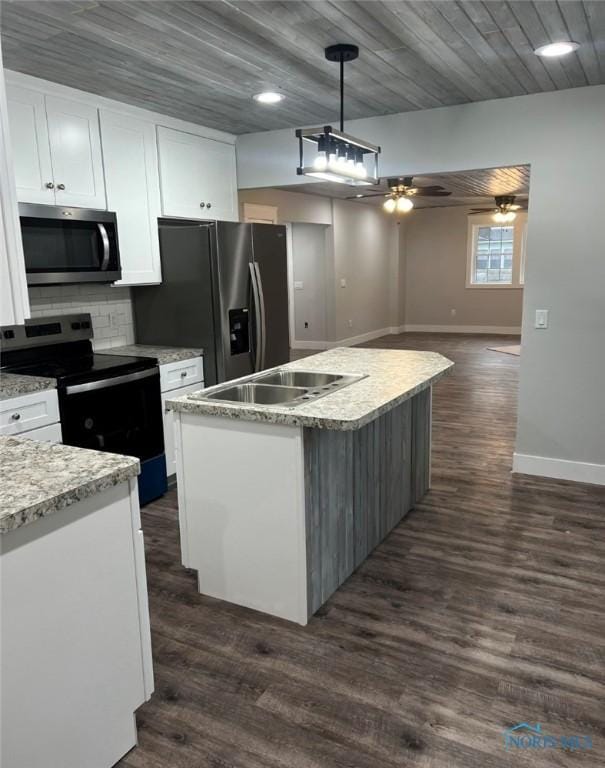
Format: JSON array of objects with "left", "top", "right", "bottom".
[{"left": 132, "top": 220, "right": 290, "bottom": 386}]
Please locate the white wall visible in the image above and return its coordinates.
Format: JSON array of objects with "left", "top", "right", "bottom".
[
  {"left": 403, "top": 206, "right": 524, "bottom": 331},
  {"left": 290, "top": 224, "right": 329, "bottom": 343},
  {"left": 237, "top": 85, "right": 605, "bottom": 479},
  {"left": 332, "top": 199, "right": 399, "bottom": 340},
  {"left": 240, "top": 189, "right": 399, "bottom": 346},
  {"left": 28, "top": 285, "right": 134, "bottom": 350},
  {"left": 239, "top": 188, "right": 332, "bottom": 225}
]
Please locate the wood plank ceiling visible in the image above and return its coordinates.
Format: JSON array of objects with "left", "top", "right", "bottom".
[
  {"left": 1, "top": 1, "right": 603, "bottom": 134},
  {"left": 279, "top": 165, "right": 531, "bottom": 208}
]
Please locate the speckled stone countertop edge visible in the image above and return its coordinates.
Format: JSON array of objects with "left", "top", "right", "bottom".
[
  {"left": 0, "top": 462, "right": 140, "bottom": 534},
  {"left": 167, "top": 365, "right": 453, "bottom": 431},
  {"left": 0, "top": 372, "right": 57, "bottom": 401},
  {"left": 0, "top": 436, "right": 141, "bottom": 534},
  {"left": 99, "top": 345, "right": 204, "bottom": 366}
]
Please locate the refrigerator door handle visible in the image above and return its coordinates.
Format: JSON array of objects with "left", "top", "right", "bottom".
[
  {"left": 254, "top": 262, "right": 267, "bottom": 369},
  {"left": 249, "top": 262, "right": 262, "bottom": 372}
]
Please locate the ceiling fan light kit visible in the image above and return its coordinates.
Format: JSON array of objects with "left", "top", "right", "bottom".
[
  {"left": 470, "top": 194, "right": 526, "bottom": 222},
  {"left": 295, "top": 44, "right": 380, "bottom": 187}
]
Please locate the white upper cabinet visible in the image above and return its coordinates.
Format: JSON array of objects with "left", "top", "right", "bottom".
[
  {"left": 100, "top": 110, "right": 162, "bottom": 285},
  {"left": 6, "top": 86, "right": 54, "bottom": 205},
  {"left": 157, "top": 126, "right": 237, "bottom": 222},
  {"left": 6, "top": 86, "right": 106, "bottom": 209},
  {"left": 45, "top": 96, "right": 106, "bottom": 209}
]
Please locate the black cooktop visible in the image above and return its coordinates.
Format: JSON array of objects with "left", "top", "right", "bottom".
[{"left": 2, "top": 344, "right": 157, "bottom": 387}]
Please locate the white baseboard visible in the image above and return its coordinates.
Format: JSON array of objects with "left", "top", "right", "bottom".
[
  {"left": 291, "top": 326, "right": 395, "bottom": 351},
  {"left": 513, "top": 453, "right": 605, "bottom": 486},
  {"left": 290, "top": 340, "right": 330, "bottom": 350},
  {"left": 402, "top": 324, "right": 522, "bottom": 335},
  {"left": 291, "top": 324, "right": 521, "bottom": 349}
]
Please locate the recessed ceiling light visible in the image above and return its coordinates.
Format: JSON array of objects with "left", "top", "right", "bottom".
[
  {"left": 253, "top": 91, "right": 284, "bottom": 104},
  {"left": 534, "top": 41, "right": 579, "bottom": 57}
]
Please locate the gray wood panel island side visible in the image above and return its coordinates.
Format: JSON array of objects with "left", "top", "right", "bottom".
[{"left": 167, "top": 348, "right": 453, "bottom": 625}]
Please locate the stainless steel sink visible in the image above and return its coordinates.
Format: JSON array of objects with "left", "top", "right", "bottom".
[
  {"left": 203, "top": 383, "right": 308, "bottom": 405},
  {"left": 191, "top": 369, "right": 366, "bottom": 408},
  {"left": 254, "top": 370, "right": 343, "bottom": 388}
]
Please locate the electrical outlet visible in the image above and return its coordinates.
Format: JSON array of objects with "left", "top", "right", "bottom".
[
  {"left": 304, "top": 321, "right": 309, "bottom": 328},
  {"left": 348, "top": 319, "right": 353, "bottom": 328},
  {"left": 450, "top": 308, "right": 457, "bottom": 318}
]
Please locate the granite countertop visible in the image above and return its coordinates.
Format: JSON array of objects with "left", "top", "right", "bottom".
[
  {"left": 100, "top": 345, "right": 203, "bottom": 366},
  {"left": 0, "top": 372, "right": 56, "bottom": 401},
  {"left": 167, "top": 347, "right": 454, "bottom": 431},
  {"left": 0, "top": 436, "right": 140, "bottom": 534}
]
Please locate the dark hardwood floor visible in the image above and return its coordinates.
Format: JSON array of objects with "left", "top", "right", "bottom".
[{"left": 120, "top": 334, "right": 605, "bottom": 768}]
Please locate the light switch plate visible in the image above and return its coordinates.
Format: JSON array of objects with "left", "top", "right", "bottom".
[
  {"left": 535, "top": 309, "right": 549, "bottom": 329},
  {"left": 340, "top": 278, "right": 347, "bottom": 288}
]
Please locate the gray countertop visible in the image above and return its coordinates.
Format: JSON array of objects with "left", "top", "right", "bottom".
[
  {"left": 100, "top": 345, "right": 203, "bottom": 365},
  {"left": 0, "top": 436, "right": 140, "bottom": 534},
  {"left": 0, "top": 372, "right": 56, "bottom": 401},
  {"left": 167, "top": 347, "right": 453, "bottom": 431}
]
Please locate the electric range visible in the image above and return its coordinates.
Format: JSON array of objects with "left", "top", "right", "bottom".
[{"left": 1, "top": 313, "right": 167, "bottom": 505}]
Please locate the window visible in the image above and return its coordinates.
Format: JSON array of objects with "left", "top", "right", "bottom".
[{"left": 467, "top": 213, "right": 527, "bottom": 288}]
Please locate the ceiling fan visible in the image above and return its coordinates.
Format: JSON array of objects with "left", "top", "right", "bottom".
[
  {"left": 349, "top": 176, "right": 451, "bottom": 213},
  {"left": 470, "top": 195, "right": 528, "bottom": 222}
]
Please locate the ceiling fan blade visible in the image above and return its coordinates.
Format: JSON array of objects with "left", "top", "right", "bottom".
[
  {"left": 413, "top": 189, "right": 452, "bottom": 197},
  {"left": 346, "top": 192, "right": 388, "bottom": 199}
]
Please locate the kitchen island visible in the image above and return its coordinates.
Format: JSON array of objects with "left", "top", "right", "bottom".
[
  {"left": 0, "top": 436, "right": 153, "bottom": 768},
  {"left": 167, "top": 348, "right": 453, "bottom": 625}
]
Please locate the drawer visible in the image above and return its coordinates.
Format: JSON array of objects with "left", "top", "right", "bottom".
[
  {"left": 18, "top": 422, "right": 63, "bottom": 444},
  {"left": 0, "top": 389, "right": 60, "bottom": 436},
  {"left": 161, "top": 382, "right": 202, "bottom": 477},
  {"left": 160, "top": 356, "right": 203, "bottom": 393}
]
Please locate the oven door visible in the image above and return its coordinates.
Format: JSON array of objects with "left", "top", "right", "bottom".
[
  {"left": 59, "top": 368, "right": 164, "bottom": 461},
  {"left": 20, "top": 203, "right": 121, "bottom": 285}
]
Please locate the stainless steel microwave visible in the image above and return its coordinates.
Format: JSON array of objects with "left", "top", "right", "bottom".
[{"left": 19, "top": 203, "right": 122, "bottom": 285}]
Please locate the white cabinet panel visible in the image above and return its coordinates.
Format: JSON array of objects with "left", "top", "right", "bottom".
[
  {"left": 161, "top": 382, "right": 202, "bottom": 477},
  {"left": 157, "top": 126, "right": 237, "bottom": 222},
  {"left": 100, "top": 110, "right": 162, "bottom": 285},
  {"left": 160, "top": 356, "right": 204, "bottom": 393},
  {"left": 45, "top": 95, "right": 106, "bottom": 209},
  {"left": 0, "top": 389, "right": 60, "bottom": 436},
  {"left": 18, "top": 422, "right": 63, "bottom": 444},
  {"left": 6, "top": 85, "right": 54, "bottom": 204},
  {"left": 1, "top": 481, "right": 150, "bottom": 768}
]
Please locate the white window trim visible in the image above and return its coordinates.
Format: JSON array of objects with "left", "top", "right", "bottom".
[{"left": 466, "top": 212, "right": 527, "bottom": 289}]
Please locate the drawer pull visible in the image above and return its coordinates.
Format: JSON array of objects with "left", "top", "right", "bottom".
[
  {"left": 11, "top": 413, "right": 21, "bottom": 421},
  {"left": 180, "top": 371, "right": 187, "bottom": 377}
]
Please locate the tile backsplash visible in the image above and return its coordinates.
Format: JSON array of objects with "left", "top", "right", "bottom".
[{"left": 28, "top": 284, "right": 135, "bottom": 350}]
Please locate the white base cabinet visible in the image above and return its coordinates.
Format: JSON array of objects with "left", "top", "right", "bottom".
[
  {"left": 0, "top": 478, "right": 153, "bottom": 768},
  {"left": 159, "top": 356, "right": 204, "bottom": 478},
  {"left": 0, "top": 389, "right": 60, "bottom": 437}
]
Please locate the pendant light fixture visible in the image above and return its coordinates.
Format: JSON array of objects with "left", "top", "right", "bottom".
[{"left": 295, "top": 44, "right": 380, "bottom": 186}]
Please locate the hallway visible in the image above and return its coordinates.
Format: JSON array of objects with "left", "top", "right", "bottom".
[{"left": 121, "top": 333, "right": 605, "bottom": 768}]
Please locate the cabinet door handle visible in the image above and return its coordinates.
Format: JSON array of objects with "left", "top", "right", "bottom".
[
  {"left": 57, "top": 183, "right": 66, "bottom": 190},
  {"left": 11, "top": 413, "right": 21, "bottom": 421},
  {"left": 206, "top": 203, "right": 212, "bottom": 209},
  {"left": 200, "top": 202, "right": 206, "bottom": 208},
  {"left": 45, "top": 181, "right": 55, "bottom": 189}
]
